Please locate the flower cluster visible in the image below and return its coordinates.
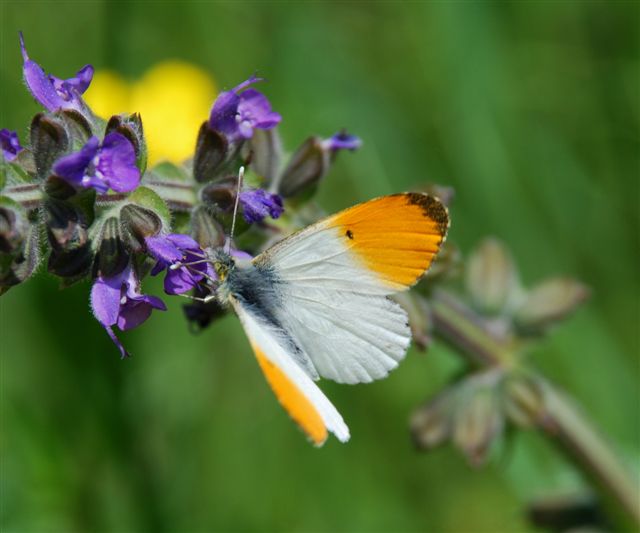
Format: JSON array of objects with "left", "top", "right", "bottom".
[{"left": 1, "top": 34, "right": 362, "bottom": 356}]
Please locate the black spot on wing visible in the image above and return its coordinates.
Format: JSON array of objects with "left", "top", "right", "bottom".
[{"left": 346, "top": 229, "right": 354, "bottom": 240}]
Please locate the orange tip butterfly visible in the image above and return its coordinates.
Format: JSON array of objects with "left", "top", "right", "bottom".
[{"left": 212, "top": 191, "right": 449, "bottom": 445}]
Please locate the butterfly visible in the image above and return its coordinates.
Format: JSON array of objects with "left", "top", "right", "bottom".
[{"left": 211, "top": 192, "right": 449, "bottom": 445}]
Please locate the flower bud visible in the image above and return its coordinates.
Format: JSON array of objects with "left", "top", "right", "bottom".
[
  {"left": 30, "top": 113, "right": 69, "bottom": 179},
  {"left": 44, "top": 175, "right": 77, "bottom": 200},
  {"left": 410, "top": 390, "right": 453, "bottom": 450},
  {"left": 452, "top": 375, "right": 504, "bottom": 466},
  {"left": 59, "top": 109, "right": 93, "bottom": 144},
  {"left": 193, "top": 122, "right": 228, "bottom": 183},
  {"left": 0, "top": 221, "right": 41, "bottom": 291},
  {"left": 0, "top": 198, "right": 29, "bottom": 254},
  {"left": 200, "top": 176, "right": 237, "bottom": 213},
  {"left": 106, "top": 113, "right": 147, "bottom": 174},
  {"left": 278, "top": 136, "right": 329, "bottom": 198},
  {"left": 244, "top": 127, "right": 282, "bottom": 184},
  {"left": 514, "top": 278, "right": 590, "bottom": 335},
  {"left": 466, "top": 238, "right": 520, "bottom": 315},
  {"left": 93, "top": 217, "right": 129, "bottom": 278},
  {"left": 45, "top": 198, "right": 92, "bottom": 278},
  {"left": 191, "top": 205, "right": 225, "bottom": 249},
  {"left": 120, "top": 203, "right": 162, "bottom": 252}
]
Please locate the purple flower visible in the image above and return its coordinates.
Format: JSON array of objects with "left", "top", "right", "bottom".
[
  {"left": 53, "top": 132, "right": 140, "bottom": 193},
  {"left": 209, "top": 75, "right": 281, "bottom": 142},
  {"left": 0, "top": 129, "right": 23, "bottom": 161},
  {"left": 90, "top": 264, "right": 166, "bottom": 358},
  {"left": 239, "top": 189, "right": 284, "bottom": 224},
  {"left": 322, "top": 131, "right": 362, "bottom": 152},
  {"left": 146, "top": 233, "right": 216, "bottom": 295},
  {"left": 20, "top": 32, "right": 93, "bottom": 113}
]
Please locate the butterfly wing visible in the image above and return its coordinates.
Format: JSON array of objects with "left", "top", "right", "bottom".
[
  {"left": 232, "top": 299, "right": 350, "bottom": 445},
  {"left": 254, "top": 192, "right": 449, "bottom": 384}
]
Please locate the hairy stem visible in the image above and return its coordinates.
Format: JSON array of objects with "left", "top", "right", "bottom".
[
  {"left": 430, "top": 289, "right": 640, "bottom": 528},
  {"left": 3, "top": 183, "right": 43, "bottom": 210}
]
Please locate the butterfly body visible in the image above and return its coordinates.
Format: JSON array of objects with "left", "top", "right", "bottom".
[{"left": 214, "top": 192, "right": 449, "bottom": 445}]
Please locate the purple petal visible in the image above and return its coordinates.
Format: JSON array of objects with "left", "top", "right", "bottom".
[
  {"left": 104, "top": 326, "right": 130, "bottom": 358},
  {"left": 237, "top": 89, "right": 282, "bottom": 132},
  {"left": 0, "top": 129, "right": 23, "bottom": 161},
  {"left": 253, "top": 111, "right": 282, "bottom": 130},
  {"left": 238, "top": 90, "right": 279, "bottom": 120},
  {"left": 323, "top": 131, "right": 362, "bottom": 151},
  {"left": 231, "top": 74, "right": 263, "bottom": 93},
  {"left": 96, "top": 132, "right": 140, "bottom": 192},
  {"left": 237, "top": 120, "right": 254, "bottom": 139},
  {"left": 90, "top": 271, "right": 125, "bottom": 327},
  {"left": 240, "top": 189, "right": 284, "bottom": 223},
  {"left": 20, "top": 32, "right": 67, "bottom": 112},
  {"left": 208, "top": 90, "right": 240, "bottom": 136},
  {"left": 65, "top": 64, "right": 94, "bottom": 94},
  {"left": 53, "top": 136, "right": 100, "bottom": 185},
  {"left": 117, "top": 294, "right": 166, "bottom": 330},
  {"left": 145, "top": 235, "right": 183, "bottom": 263},
  {"left": 166, "top": 233, "right": 200, "bottom": 250},
  {"left": 164, "top": 267, "right": 201, "bottom": 295}
]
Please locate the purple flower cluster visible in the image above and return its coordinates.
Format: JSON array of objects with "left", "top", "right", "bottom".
[{"left": 4, "top": 34, "right": 362, "bottom": 359}]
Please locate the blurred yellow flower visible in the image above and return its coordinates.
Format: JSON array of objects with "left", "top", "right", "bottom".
[{"left": 84, "top": 61, "right": 217, "bottom": 166}]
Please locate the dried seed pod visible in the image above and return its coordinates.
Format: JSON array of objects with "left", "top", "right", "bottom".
[
  {"left": 466, "top": 237, "right": 520, "bottom": 315},
  {"left": 514, "top": 278, "right": 590, "bottom": 335}
]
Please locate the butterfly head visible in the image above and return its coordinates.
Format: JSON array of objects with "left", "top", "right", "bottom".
[{"left": 209, "top": 248, "right": 235, "bottom": 282}]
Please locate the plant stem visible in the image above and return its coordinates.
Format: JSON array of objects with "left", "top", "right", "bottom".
[
  {"left": 3, "top": 183, "right": 43, "bottom": 210},
  {"left": 429, "top": 289, "right": 640, "bottom": 528}
]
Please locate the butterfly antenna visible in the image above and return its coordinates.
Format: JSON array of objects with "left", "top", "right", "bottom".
[{"left": 225, "top": 165, "right": 244, "bottom": 253}]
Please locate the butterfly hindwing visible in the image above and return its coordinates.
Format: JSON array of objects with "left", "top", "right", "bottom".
[{"left": 232, "top": 301, "right": 350, "bottom": 445}]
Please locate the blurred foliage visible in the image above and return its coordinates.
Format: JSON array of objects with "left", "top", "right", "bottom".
[{"left": 1, "top": 1, "right": 638, "bottom": 532}]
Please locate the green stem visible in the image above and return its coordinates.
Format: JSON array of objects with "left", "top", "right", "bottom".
[{"left": 430, "top": 289, "right": 640, "bottom": 528}]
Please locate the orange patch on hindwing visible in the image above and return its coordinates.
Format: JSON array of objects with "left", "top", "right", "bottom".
[
  {"left": 253, "top": 346, "right": 328, "bottom": 445},
  {"left": 331, "top": 193, "right": 449, "bottom": 289}
]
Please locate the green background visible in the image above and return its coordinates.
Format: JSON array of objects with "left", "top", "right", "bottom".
[{"left": 1, "top": 1, "right": 638, "bottom": 531}]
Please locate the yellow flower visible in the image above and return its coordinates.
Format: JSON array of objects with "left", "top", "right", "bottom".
[{"left": 84, "top": 61, "right": 217, "bottom": 166}]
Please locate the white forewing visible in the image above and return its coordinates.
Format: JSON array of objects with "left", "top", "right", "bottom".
[
  {"left": 257, "top": 222, "right": 392, "bottom": 296},
  {"left": 233, "top": 300, "right": 350, "bottom": 443}
]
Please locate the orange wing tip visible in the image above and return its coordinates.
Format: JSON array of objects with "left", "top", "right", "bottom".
[
  {"left": 254, "top": 349, "right": 329, "bottom": 445},
  {"left": 331, "top": 192, "right": 450, "bottom": 289}
]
